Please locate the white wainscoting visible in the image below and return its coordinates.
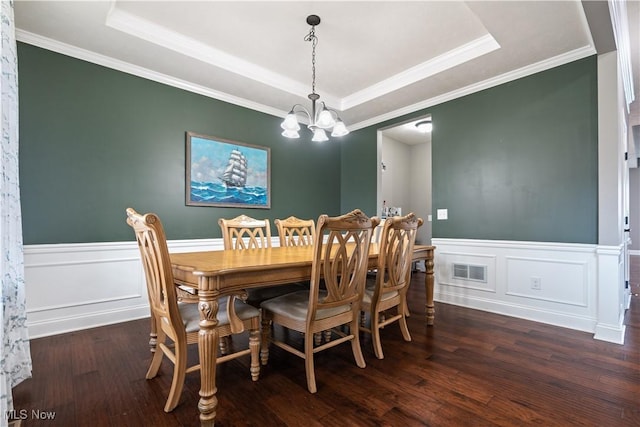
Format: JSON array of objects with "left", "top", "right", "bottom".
[
  {"left": 24, "top": 238, "right": 228, "bottom": 338},
  {"left": 432, "top": 238, "right": 604, "bottom": 335},
  {"left": 26, "top": 237, "right": 627, "bottom": 343}
]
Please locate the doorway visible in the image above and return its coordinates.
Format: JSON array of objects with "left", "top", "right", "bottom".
[{"left": 377, "top": 115, "right": 432, "bottom": 245}]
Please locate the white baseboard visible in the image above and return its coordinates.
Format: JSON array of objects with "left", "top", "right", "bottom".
[
  {"left": 27, "top": 305, "right": 151, "bottom": 339},
  {"left": 436, "top": 290, "right": 597, "bottom": 332},
  {"left": 594, "top": 323, "right": 626, "bottom": 344}
]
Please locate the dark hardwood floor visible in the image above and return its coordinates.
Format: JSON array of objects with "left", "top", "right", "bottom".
[{"left": 13, "top": 258, "right": 640, "bottom": 426}]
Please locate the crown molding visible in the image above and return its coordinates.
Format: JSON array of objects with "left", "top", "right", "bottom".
[
  {"left": 16, "top": 29, "right": 287, "bottom": 120},
  {"left": 105, "top": 5, "right": 342, "bottom": 107},
  {"left": 349, "top": 44, "right": 596, "bottom": 132},
  {"left": 16, "top": 28, "right": 597, "bottom": 134},
  {"left": 104, "top": 5, "right": 501, "bottom": 111},
  {"left": 340, "top": 34, "right": 500, "bottom": 111}
]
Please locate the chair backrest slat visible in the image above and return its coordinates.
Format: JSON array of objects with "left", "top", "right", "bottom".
[
  {"left": 308, "top": 210, "right": 379, "bottom": 317},
  {"left": 275, "top": 216, "right": 316, "bottom": 247},
  {"left": 219, "top": 215, "right": 272, "bottom": 250}
]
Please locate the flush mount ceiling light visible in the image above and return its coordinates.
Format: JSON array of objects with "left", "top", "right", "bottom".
[
  {"left": 280, "top": 15, "right": 349, "bottom": 142},
  {"left": 415, "top": 120, "right": 433, "bottom": 133}
]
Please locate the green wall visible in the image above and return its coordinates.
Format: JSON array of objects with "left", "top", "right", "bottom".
[
  {"left": 343, "top": 56, "right": 598, "bottom": 244},
  {"left": 18, "top": 43, "right": 342, "bottom": 244},
  {"left": 19, "top": 43, "right": 598, "bottom": 245},
  {"left": 340, "top": 126, "right": 378, "bottom": 217}
]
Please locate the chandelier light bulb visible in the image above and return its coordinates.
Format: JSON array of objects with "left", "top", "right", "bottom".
[
  {"left": 281, "top": 112, "right": 301, "bottom": 131},
  {"left": 281, "top": 129, "right": 300, "bottom": 138},
  {"left": 311, "top": 128, "right": 329, "bottom": 142},
  {"left": 316, "top": 106, "right": 336, "bottom": 129},
  {"left": 331, "top": 119, "right": 349, "bottom": 137}
]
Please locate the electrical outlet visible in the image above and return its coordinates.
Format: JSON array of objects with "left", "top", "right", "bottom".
[{"left": 531, "top": 277, "right": 542, "bottom": 290}]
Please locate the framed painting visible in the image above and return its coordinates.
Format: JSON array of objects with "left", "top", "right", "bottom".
[{"left": 185, "top": 132, "right": 271, "bottom": 208}]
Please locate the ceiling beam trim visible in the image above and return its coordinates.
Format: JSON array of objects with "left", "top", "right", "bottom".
[
  {"left": 339, "top": 34, "right": 500, "bottom": 111},
  {"left": 105, "top": 6, "right": 342, "bottom": 106}
]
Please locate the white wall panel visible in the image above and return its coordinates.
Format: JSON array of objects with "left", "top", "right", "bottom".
[
  {"left": 432, "top": 238, "right": 601, "bottom": 336},
  {"left": 26, "top": 257, "right": 143, "bottom": 310},
  {"left": 24, "top": 239, "right": 220, "bottom": 338},
  {"left": 504, "top": 256, "right": 588, "bottom": 306}
]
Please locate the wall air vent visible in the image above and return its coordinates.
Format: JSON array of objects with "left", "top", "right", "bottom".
[{"left": 452, "top": 263, "right": 487, "bottom": 283}]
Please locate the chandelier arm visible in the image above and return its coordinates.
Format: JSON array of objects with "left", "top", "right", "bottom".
[
  {"left": 318, "top": 102, "right": 348, "bottom": 128},
  {"left": 289, "top": 104, "right": 312, "bottom": 121},
  {"left": 319, "top": 102, "right": 341, "bottom": 118}
]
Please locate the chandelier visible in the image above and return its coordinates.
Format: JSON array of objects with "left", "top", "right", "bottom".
[{"left": 280, "top": 15, "right": 349, "bottom": 142}]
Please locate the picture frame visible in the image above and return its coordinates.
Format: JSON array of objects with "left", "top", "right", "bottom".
[{"left": 185, "top": 132, "right": 271, "bottom": 208}]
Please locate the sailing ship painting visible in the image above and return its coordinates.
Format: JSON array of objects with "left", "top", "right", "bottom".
[
  {"left": 186, "top": 132, "right": 270, "bottom": 208},
  {"left": 220, "top": 149, "right": 247, "bottom": 188}
]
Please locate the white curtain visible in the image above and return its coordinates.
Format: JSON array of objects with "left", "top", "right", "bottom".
[{"left": 0, "top": 0, "right": 32, "bottom": 424}]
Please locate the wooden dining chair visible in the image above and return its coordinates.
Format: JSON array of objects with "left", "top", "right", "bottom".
[
  {"left": 275, "top": 215, "right": 329, "bottom": 342},
  {"left": 260, "top": 209, "right": 380, "bottom": 393},
  {"left": 368, "top": 218, "right": 386, "bottom": 276},
  {"left": 360, "top": 212, "right": 423, "bottom": 359},
  {"left": 218, "top": 214, "right": 272, "bottom": 250},
  {"left": 275, "top": 216, "right": 316, "bottom": 247},
  {"left": 219, "top": 214, "right": 306, "bottom": 308},
  {"left": 371, "top": 218, "right": 386, "bottom": 244},
  {"left": 126, "top": 208, "right": 261, "bottom": 412}
]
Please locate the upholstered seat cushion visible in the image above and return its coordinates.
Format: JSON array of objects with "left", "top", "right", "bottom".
[
  {"left": 260, "top": 290, "right": 351, "bottom": 322},
  {"left": 246, "top": 283, "right": 308, "bottom": 307},
  {"left": 178, "top": 297, "right": 261, "bottom": 333},
  {"left": 362, "top": 280, "right": 399, "bottom": 305}
]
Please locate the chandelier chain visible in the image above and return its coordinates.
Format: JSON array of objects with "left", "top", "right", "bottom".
[
  {"left": 304, "top": 27, "right": 318, "bottom": 95},
  {"left": 280, "top": 15, "right": 349, "bottom": 141}
]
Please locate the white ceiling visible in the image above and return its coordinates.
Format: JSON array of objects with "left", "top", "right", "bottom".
[{"left": 14, "top": 1, "right": 639, "bottom": 145}]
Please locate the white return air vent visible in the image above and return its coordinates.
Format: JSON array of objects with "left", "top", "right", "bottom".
[{"left": 452, "top": 263, "right": 487, "bottom": 283}]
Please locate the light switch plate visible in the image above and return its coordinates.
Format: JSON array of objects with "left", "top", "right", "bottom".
[
  {"left": 427, "top": 214, "right": 433, "bottom": 222},
  {"left": 437, "top": 209, "right": 448, "bottom": 220}
]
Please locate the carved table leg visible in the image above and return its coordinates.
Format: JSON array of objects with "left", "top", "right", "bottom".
[
  {"left": 260, "top": 317, "right": 271, "bottom": 365},
  {"left": 198, "top": 282, "right": 219, "bottom": 427},
  {"left": 425, "top": 249, "right": 435, "bottom": 326},
  {"left": 249, "top": 328, "right": 260, "bottom": 381}
]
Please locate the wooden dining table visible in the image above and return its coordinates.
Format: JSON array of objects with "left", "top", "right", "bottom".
[{"left": 170, "top": 243, "right": 435, "bottom": 426}]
